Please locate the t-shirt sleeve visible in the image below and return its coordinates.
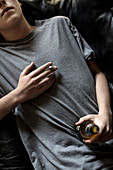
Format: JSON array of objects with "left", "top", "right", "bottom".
[{"left": 66, "top": 17, "right": 96, "bottom": 61}]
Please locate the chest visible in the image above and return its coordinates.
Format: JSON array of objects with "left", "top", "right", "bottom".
[{"left": 0, "top": 31, "right": 94, "bottom": 95}]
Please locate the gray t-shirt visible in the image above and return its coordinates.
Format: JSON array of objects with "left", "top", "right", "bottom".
[{"left": 0, "top": 16, "right": 113, "bottom": 170}]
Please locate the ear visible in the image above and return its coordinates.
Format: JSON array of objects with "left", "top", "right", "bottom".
[
  {"left": 18, "top": 0, "right": 22, "bottom": 7},
  {"left": 19, "top": 2, "right": 22, "bottom": 7}
]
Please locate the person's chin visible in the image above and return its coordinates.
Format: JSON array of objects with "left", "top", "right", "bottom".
[{"left": 4, "top": 14, "right": 21, "bottom": 27}]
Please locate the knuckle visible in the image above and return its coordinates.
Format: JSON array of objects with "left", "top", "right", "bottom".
[
  {"left": 32, "top": 79, "right": 37, "bottom": 84},
  {"left": 28, "top": 74, "right": 32, "bottom": 79},
  {"left": 32, "top": 77, "right": 40, "bottom": 85},
  {"left": 20, "top": 71, "right": 24, "bottom": 76},
  {"left": 79, "top": 117, "right": 84, "bottom": 121},
  {"left": 26, "top": 65, "right": 30, "bottom": 69}
]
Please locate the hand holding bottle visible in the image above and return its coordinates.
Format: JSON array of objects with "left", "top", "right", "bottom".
[{"left": 75, "top": 112, "right": 113, "bottom": 144}]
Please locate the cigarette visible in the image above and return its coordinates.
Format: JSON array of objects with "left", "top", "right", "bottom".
[{"left": 48, "top": 66, "right": 53, "bottom": 70}]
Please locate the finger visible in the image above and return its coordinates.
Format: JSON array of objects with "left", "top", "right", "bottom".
[
  {"left": 83, "top": 133, "right": 101, "bottom": 144},
  {"left": 83, "top": 130, "right": 111, "bottom": 144},
  {"left": 95, "top": 125, "right": 113, "bottom": 143},
  {"left": 38, "top": 73, "right": 54, "bottom": 88},
  {"left": 104, "top": 135, "right": 113, "bottom": 142},
  {"left": 21, "top": 62, "right": 34, "bottom": 75},
  {"left": 75, "top": 115, "right": 95, "bottom": 126},
  {"left": 37, "top": 66, "right": 57, "bottom": 81},
  {"left": 86, "top": 136, "right": 111, "bottom": 144},
  {"left": 82, "top": 124, "right": 113, "bottom": 144},
  {"left": 31, "top": 66, "right": 57, "bottom": 85},
  {"left": 29, "top": 62, "right": 52, "bottom": 77},
  {"left": 40, "top": 77, "right": 55, "bottom": 92},
  {"left": 97, "top": 133, "right": 113, "bottom": 143}
]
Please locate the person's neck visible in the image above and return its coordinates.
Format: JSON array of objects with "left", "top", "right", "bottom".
[{"left": 2, "top": 18, "right": 35, "bottom": 42}]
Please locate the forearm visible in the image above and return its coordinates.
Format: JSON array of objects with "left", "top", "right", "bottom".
[
  {"left": 95, "top": 71, "right": 112, "bottom": 114},
  {"left": 76, "top": 60, "right": 113, "bottom": 143},
  {"left": 88, "top": 60, "right": 112, "bottom": 114},
  {"left": 0, "top": 89, "right": 20, "bottom": 120}
]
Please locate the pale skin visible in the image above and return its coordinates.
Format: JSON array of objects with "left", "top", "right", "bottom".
[
  {"left": 0, "top": 0, "right": 113, "bottom": 144},
  {"left": 0, "top": 62, "right": 57, "bottom": 119},
  {"left": 76, "top": 60, "right": 113, "bottom": 143}
]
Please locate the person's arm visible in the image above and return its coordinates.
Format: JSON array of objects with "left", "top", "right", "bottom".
[
  {"left": 0, "top": 62, "right": 57, "bottom": 120},
  {"left": 76, "top": 60, "right": 113, "bottom": 143}
]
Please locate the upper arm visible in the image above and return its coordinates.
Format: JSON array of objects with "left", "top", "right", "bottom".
[{"left": 87, "top": 59, "right": 102, "bottom": 76}]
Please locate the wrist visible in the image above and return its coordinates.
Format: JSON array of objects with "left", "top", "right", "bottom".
[
  {"left": 13, "top": 88, "right": 24, "bottom": 105},
  {"left": 98, "top": 108, "right": 112, "bottom": 116}
]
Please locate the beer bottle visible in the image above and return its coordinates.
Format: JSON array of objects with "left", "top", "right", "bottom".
[{"left": 75, "top": 120, "right": 99, "bottom": 140}]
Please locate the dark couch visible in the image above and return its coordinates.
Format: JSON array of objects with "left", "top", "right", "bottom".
[{"left": 1, "top": 0, "right": 113, "bottom": 169}]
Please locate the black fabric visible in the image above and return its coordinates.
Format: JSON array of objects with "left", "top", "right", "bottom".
[{"left": 0, "top": 113, "right": 34, "bottom": 170}]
